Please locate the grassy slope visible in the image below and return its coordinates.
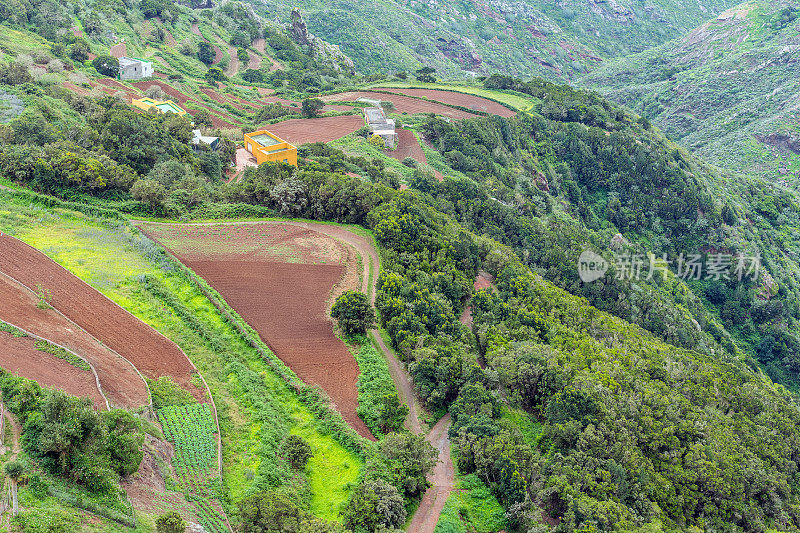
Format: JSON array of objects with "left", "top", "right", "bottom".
[
  {"left": 0, "top": 196, "right": 361, "bottom": 523},
  {"left": 244, "top": 0, "right": 737, "bottom": 79},
  {"left": 579, "top": 1, "right": 800, "bottom": 181}
]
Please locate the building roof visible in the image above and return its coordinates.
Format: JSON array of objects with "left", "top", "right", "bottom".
[
  {"left": 119, "top": 57, "right": 152, "bottom": 67},
  {"left": 192, "top": 129, "right": 219, "bottom": 145},
  {"left": 247, "top": 130, "right": 295, "bottom": 151},
  {"left": 364, "top": 107, "right": 387, "bottom": 125}
]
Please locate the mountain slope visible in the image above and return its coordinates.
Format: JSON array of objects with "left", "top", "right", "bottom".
[
  {"left": 579, "top": 1, "right": 800, "bottom": 181},
  {"left": 244, "top": 0, "right": 740, "bottom": 79}
]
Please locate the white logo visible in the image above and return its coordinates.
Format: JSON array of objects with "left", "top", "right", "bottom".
[{"left": 578, "top": 250, "right": 608, "bottom": 283}]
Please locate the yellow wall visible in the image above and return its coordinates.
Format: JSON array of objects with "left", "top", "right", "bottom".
[
  {"left": 244, "top": 131, "right": 298, "bottom": 166},
  {"left": 131, "top": 97, "right": 187, "bottom": 116}
]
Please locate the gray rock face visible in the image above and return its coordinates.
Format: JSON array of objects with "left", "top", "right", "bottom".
[{"left": 289, "top": 9, "right": 355, "bottom": 72}]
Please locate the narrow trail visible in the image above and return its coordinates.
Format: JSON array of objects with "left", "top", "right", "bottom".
[
  {"left": 407, "top": 415, "right": 454, "bottom": 533},
  {"left": 133, "top": 219, "right": 454, "bottom": 532}
]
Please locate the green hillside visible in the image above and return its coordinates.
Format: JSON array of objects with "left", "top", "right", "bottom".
[
  {"left": 237, "top": 0, "right": 741, "bottom": 79},
  {"left": 580, "top": 1, "right": 800, "bottom": 181}
]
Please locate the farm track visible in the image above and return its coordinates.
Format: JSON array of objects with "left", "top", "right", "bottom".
[
  {"left": 0, "top": 233, "right": 202, "bottom": 399},
  {"left": 136, "top": 220, "right": 450, "bottom": 531},
  {"left": 0, "top": 271, "right": 145, "bottom": 409}
]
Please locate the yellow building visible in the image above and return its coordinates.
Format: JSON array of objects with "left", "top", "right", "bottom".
[
  {"left": 244, "top": 130, "right": 298, "bottom": 166},
  {"left": 131, "top": 97, "right": 187, "bottom": 116}
]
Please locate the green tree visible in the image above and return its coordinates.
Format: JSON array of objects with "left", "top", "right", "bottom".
[
  {"left": 104, "top": 410, "right": 144, "bottom": 476},
  {"left": 4, "top": 461, "right": 22, "bottom": 516},
  {"left": 131, "top": 178, "right": 167, "bottom": 209},
  {"left": 415, "top": 66, "right": 436, "bottom": 83},
  {"left": 241, "top": 68, "right": 263, "bottom": 83},
  {"left": 155, "top": 511, "right": 186, "bottom": 533},
  {"left": 331, "top": 290, "right": 375, "bottom": 335},
  {"left": 192, "top": 109, "right": 213, "bottom": 128},
  {"left": 238, "top": 491, "right": 303, "bottom": 532},
  {"left": 205, "top": 67, "right": 226, "bottom": 83},
  {"left": 343, "top": 479, "right": 406, "bottom": 532},
  {"left": 301, "top": 98, "right": 325, "bottom": 118},
  {"left": 376, "top": 393, "right": 408, "bottom": 433},
  {"left": 281, "top": 435, "right": 312, "bottom": 470},
  {"left": 69, "top": 40, "right": 91, "bottom": 62},
  {"left": 92, "top": 55, "right": 119, "bottom": 77},
  {"left": 198, "top": 41, "right": 215, "bottom": 65}
]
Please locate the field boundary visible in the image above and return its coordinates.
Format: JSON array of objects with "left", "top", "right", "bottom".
[
  {"left": 0, "top": 317, "right": 111, "bottom": 411},
  {"left": 129, "top": 222, "right": 368, "bottom": 455}
]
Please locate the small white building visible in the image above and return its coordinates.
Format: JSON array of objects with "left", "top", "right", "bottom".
[
  {"left": 364, "top": 106, "right": 397, "bottom": 149},
  {"left": 192, "top": 129, "right": 220, "bottom": 151},
  {"left": 118, "top": 57, "right": 154, "bottom": 80}
]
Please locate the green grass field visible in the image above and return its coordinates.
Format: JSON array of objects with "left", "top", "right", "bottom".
[{"left": 0, "top": 194, "right": 362, "bottom": 522}]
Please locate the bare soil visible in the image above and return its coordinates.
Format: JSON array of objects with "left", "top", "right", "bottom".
[
  {"left": 372, "top": 87, "right": 518, "bottom": 117},
  {"left": 261, "top": 115, "right": 364, "bottom": 145},
  {"left": 0, "top": 330, "right": 107, "bottom": 409},
  {"left": 0, "top": 234, "right": 201, "bottom": 399},
  {"left": 386, "top": 129, "right": 443, "bottom": 181},
  {"left": 320, "top": 91, "right": 480, "bottom": 120},
  {"left": 0, "top": 271, "right": 147, "bottom": 409},
  {"left": 136, "top": 222, "right": 374, "bottom": 439}
]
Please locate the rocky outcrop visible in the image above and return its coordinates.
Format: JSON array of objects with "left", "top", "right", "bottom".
[
  {"left": 435, "top": 37, "right": 482, "bottom": 70},
  {"left": 755, "top": 133, "right": 800, "bottom": 154},
  {"left": 289, "top": 9, "right": 355, "bottom": 73}
]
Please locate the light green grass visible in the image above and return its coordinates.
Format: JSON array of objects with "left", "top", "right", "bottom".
[
  {"left": 0, "top": 197, "right": 361, "bottom": 522},
  {"left": 434, "top": 473, "right": 506, "bottom": 533}
]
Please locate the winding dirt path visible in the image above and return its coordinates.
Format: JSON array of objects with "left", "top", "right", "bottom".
[
  {"left": 407, "top": 414, "right": 455, "bottom": 533},
  {"left": 133, "top": 219, "right": 452, "bottom": 531}
]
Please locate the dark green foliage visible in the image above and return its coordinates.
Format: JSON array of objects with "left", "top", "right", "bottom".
[
  {"left": 330, "top": 291, "right": 375, "bottom": 335},
  {"left": 4, "top": 461, "right": 23, "bottom": 480},
  {"left": 205, "top": 67, "right": 227, "bottom": 83},
  {"left": 415, "top": 66, "right": 436, "bottom": 83},
  {"left": 280, "top": 435, "right": 312, "bottom": 470},
  {"left": 237, "top": 491, "right": 336, "bottom": 532},
  {"left": 156, "top": 511, "right": 186, "bottom": 533},
  {"left": 198, "top": 41, "right": 215, "bottom": 66},
  {"left": 343, "top": 479, "right": 406, "bottom": 532},
  {"left": 0, "top": 371, "right": 144, "bottom": 494},
  {"left": 69, "top": 40, "right": 91, "bottom": 62},
  {"left": 241, "top": 68, "right": 263, "bottom": 83},
  {"left": 92, "top": 55, "right": 119, "bottom": 77},
  {"left": 301, "top": 98, "right": 324, "bottom": 118},
  {"left": 364, "top": 432, "right": 437, "bottom": 498},
  {"left": 140, "top": 0, "right": 172, "bottom": 18}
]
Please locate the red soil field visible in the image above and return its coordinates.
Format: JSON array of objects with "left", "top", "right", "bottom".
[
  {"left": 320, "top": 91, "right": 480, "bottom": 120},
  {"left": 0, "top": 234, "right": 202, "bottom": 400},
  {"left": 224, "top": 46, "right": 239, "bottom": 77},
  {"left": 252, "top": 39, "right": 283, "bottom": 71},
  {"left": 372, "top": 88, "right": 517, "bottom": 117},
  {"left": 201, "top": 87, "right": 244, "bottom": 110},
  {"left": 136, "top": 222, "right": 374, "bottom": 439},
  {"left": 0, "top": 330, "right": 107, "bottom": 409},
  {"left": 0, "top": 273, "right": 147, "bottom": 409},
  {"left": 387, "top": 129, "right": 443, "bottom": 181},
  {"left": 262, "top": 115, "right": 364, "bottom": 145}
]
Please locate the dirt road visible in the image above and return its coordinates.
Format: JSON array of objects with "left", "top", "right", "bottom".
[{"left": 407, "top": 414, "right": 455, "bottom": 533}]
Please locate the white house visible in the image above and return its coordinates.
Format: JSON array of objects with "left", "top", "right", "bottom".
[
  {"left": 364, "top": 106, "right": 397, "bottom": 149},
  {"left": 118, "top": 57, "right": 154, "bottom": 80}
]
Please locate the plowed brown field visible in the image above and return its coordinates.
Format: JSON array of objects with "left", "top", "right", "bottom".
[
  {"left": 372, "top": 87, "right": 517, "bottom": 117},
  {"left": 320, "top": 91, "right": 479, "bottom": 119},
  {"left": 136, "top": 222, "right": 374, "bottom": 439},
  {"left": 262, "top": 115, "right": 364, "bottom": 145},
  {"left": 0, "top": 234, "right": 201, "bottom": 399},
  {"left": 387, "top": 129, "right": 443, "bottom": 181},
  {"left": 0, "top": 330, "right": 107, "bottom": 409},
  {"left": 0, "top": 272, "right": 148, "bottom": 409}
]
